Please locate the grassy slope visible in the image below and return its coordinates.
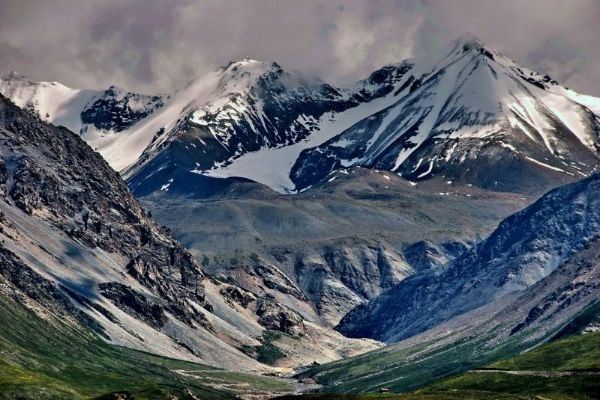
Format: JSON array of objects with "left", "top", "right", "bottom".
[
  {"left": 489, "top": 330, "right": 600, "bottom": 371},
  {"left": 0, "top": 294, "right": 289, "bottom": 399},
  {"left": 300, "top": 329, "right": 527, "bottom": 394},
  {"left": 419, "top": 332, "right": 600, "bottom": 399},
  {"left": 280, "top": 333, "right": 599, "bottom": 400}
]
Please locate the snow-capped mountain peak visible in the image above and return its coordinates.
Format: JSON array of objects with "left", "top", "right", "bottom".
[
  {"left": 0, "top": 71, "right": 167, "bottom": 146},
  {"left": 0, "top": 71, "right": 99, "bottom": 132},
  {"left": 289, "top": 36, "right": 600, "bottom": 193}
]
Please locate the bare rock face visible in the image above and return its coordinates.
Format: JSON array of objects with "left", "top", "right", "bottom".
[
  {"left": 0, "top": 94, "right": 206, "bottom": 308},
  {"left": 218, "top": 281, "right": 306, "bottom": 336},
  {"left": 98, "top": 282, "right": 168, "bottom": 329},
  {"left": 80, "top": 86, "right": 165, "bottom": 132},
  {"left": 338, "top": 172, "right": 600, "bottom": 343},
  {"left": 255, "top": 295, "right": 306, "bottom": 336},
  {"left": 220, "top": 285, "right": 256, "bottom": 308}
]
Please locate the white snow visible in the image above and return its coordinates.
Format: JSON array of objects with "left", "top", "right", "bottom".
[
  {"left": 525, "top": 156, "right": 567, "bottom": 173},
  {"left": 417, "top": 161, "right": 434, "bottom": 178},
  {"left": 160, "top": 178, "right": 174, "bottom": 191},
  {"left": 202, "top": 80, "right": 411, "bottom": 192},
  {"left": 499, "top": 142, "right": 519, "bottom": 153},
  {"left": 0, "top": 75, "right": 100, "bottom": 133}
]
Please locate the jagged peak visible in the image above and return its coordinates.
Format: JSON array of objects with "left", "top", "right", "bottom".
[
  {"left": 452, "top": 33, "right": 487, "bottom": 52},
  {"left": 443, "top": 34, "right": 502, "bottom": 64},
  {"left": 221, "top": 58, "right": 282, "bottom": 75}
]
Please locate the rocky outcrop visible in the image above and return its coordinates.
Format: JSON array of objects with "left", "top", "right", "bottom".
[
  {"left": 337, "top": 173, "right": 600, "bottom": 343},
  {"left": 98, "top": 282, "right": 168, "bottom": 329},
  {"left": 0, "top": 94, "right": 205, "bottom": 307},
  {"left": 81, "top": 86, "right": 165, "bottom": 132},
  {"left": 255, "top": 295, "right": 306, "bottom": 336},
  {"left": 220, "top": 285, "right": 256, "bottom": 308}
]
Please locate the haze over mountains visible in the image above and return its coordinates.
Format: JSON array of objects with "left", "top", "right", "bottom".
[{"left": 0, "top": 35, "right": 599, "bottom": 398}]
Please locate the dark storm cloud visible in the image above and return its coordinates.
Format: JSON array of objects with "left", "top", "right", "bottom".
[{"left": 1, "top": 0, "right": 599, "bottom": 96}]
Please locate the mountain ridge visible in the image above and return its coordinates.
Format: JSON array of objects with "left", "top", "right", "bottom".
[{"left": 3, "top": 37, "right": 598, "bottom": 197}]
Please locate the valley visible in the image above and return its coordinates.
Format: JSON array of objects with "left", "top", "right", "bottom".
[{"left": 0, "top": 31, "right": 599, "bottom": 400}]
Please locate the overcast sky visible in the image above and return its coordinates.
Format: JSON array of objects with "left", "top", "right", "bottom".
[{"left": 1, "top": 0, "right": 599, "bottom": 96}]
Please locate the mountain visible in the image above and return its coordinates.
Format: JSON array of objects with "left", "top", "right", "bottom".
[
  {"left": 2, "top": 35, "right": 599, "bottom": 398},
  {"left": 297, "top": 178, "right": 600, "bottom": 393},
  {"left": 0, "top": 94, "right": 382, "bottom": 373},
  {"left": 291, "top": 36, "right": 600, "bottom": 194},
  {"left": 0, "top": 93, "right": 237, "bottom": 368},
  {"left": 122, "top": 59, "right": 413, "bottom": 196},
  {"left": 300, "top": 235, "right": 600, "bottom": 393},
  {"left": 0, "top": 61, "right": 413, "bottom": 195},
  {"left": 0, "top": 41, "right": 541, "bottom": 334},
  {"left": 0, "top": 71, "right": 166, "bottom": 138},
  {"left": 187, "top": 36, "right": 600, "bottom": 196},
  {"left": 337, "top": 171, "right": 600, "bottom": 343}
]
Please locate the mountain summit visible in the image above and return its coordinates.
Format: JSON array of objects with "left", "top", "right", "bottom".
[{"left": 291, "top": 36, "right": 600, "bottom": 193}]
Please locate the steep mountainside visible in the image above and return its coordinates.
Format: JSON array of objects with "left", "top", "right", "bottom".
[
  {"left": 0, "top": 290, "right": 289, "bottom": 399},
  {"left": 337, "top": 172, "right": 600, "bottom": 343},
  {"left": 0, "top": 94, "right": 377, "bottom": 372}
]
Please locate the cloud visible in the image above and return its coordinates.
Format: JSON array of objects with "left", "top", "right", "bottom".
[{"left": 1, "top": 0, "right": 599, "bottom": 96}]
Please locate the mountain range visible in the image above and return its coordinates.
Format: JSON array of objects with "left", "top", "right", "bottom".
[
  {"left": 2, "top": 36, "right": 599, "bottom": 197},
  {"left": 0, "top": 35, "right": 599, "bottom": 398}
]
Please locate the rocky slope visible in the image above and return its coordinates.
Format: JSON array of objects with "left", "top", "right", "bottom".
[
  {"left": 337, "top": 172, "right": 600, "bottom": 343},
  {"left": 143, "top": 168, "right": 528, "bottom": 325},
  {"left": 0, "top": 94, "right": 377, "bottom": 372},
  {"left": 310, "top": 238, "right": 600, "bottom": 392},
  {"left": 300, "top": 179, "right": 600, "bottom": 393}
]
